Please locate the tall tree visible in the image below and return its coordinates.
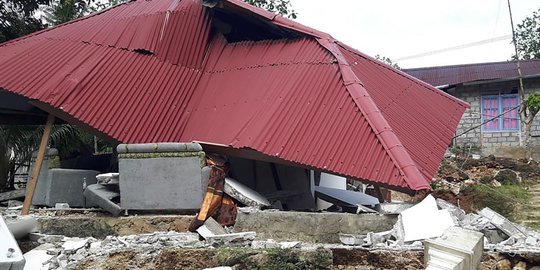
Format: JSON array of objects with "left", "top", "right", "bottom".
[
  {"left": 513, "top": 6, "right": 540, "bottom": 60},
  {"left": 42, "top": 0, "right": 89, "bottom": 26},
  {"left": 508, "top": 4, "right": 540, "bottom": 157},
  {"left": 0, "top": 1, "right": 46, "bottom": 42},
  {"left": 243, "top": 0, "right": 297, "bottom": 19}
]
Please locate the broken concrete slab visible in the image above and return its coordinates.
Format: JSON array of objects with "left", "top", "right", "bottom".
[
  {"left": 339, "top": 233, "right": 365, "bottom": 246},
  {"left": 234, "top": 210, "right": 396, "bottom": 243},
  {"left": 0, "top": 189, "right": 25, "bottom": 202},
  {"left": 224, "top": 177, "right": 270, "bottom": 208},
  {"left": 478, "top": 207, "right": 527, "bottom": 238},
  {"left": 424, "top": 227, "right": 484, "bottom": 270},
  {"left": 314, "top": 186, "right": 379, "bottom": 211},
  {"left": 251, "top": 239, "right": 280, "bottom": 249},
  {"left": 0, "top": 215, "right": 25, "bottom": 270},
  {"left": 22, "top": 244, "right": 53, "bottom": 270},
  {"left": 399, "top": 195, "right": 455, "bottom": 242},
  {"left": 375, "top": 202, "right": 413, "bottom": 214},
  {"left": 205, "top": 232, "right": 257, "bottom": 247},
  {"left": 83, "top": 184, "right": 123, "bottom": 216},
  {"left": 96, "top": 173, "right": 119, "bottom": 186},
  {"left": 196, "top": 217, "right": 227, "bottom": 239},
  {"left": 62, "top": 238, "right": 89, "bottom": 253}
]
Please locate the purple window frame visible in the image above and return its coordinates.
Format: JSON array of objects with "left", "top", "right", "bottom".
[{"left": 481, "top": 94, "right": 520, "bottom": 132}]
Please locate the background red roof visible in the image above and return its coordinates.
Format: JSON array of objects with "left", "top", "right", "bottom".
[
  {"left": 404, "top": 59, "right": 540, "bottom": 87},
  {"left": 0, "top": 0, "right": 468, "bottom": 191}
]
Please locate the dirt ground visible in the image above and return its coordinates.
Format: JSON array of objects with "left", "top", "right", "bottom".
[{"left": 71, "top": 247, "right": 533, "bottom": 270}]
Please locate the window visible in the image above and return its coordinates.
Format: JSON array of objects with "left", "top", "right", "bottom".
[{"left": 481, "top": 94, "right": 520, "bottom": 131}]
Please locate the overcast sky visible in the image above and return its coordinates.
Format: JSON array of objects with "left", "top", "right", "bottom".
[{"left": 289, "top": 0, "right": 539, "bottom": 68}]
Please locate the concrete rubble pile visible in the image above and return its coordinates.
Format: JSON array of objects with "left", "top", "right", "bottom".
[
  {"left": 339, "top": 195, "right": 540, "bottom": 254},
  {"left": 27, "top": 232, "right": 206, "bottom": 270}
]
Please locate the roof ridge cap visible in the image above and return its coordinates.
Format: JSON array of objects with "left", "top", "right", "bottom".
[
  {"left": 338, "top": 43, "right": 469, "bottom": 109},
  {"left": 316, "top": 38, "right": 430, "bottom": 190}
]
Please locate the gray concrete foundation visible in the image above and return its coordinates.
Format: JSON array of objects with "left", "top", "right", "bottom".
[
  {"left": 234, "top": 210, "right": 397, "bottom": 243},
  {"left": 117, "top": 142, "right": 206, "bottom": 210},
  {"left": 29, "top": 148, "right": 59, "bottom": 206}
]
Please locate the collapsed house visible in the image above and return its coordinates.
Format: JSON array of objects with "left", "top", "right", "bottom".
[
  {"left": 4, "top": 1, "right": 540, "bottom": 269},
  {"left": 0, "top": 0, "right": 467, "bottom": 204}
]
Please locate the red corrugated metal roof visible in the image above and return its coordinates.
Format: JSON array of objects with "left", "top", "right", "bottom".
[
  {"left": 0, "top": 0, "right": 468, "bottom": 191},
  {"left": 404, "top": 59, "right": 540, "bottom": 87}
]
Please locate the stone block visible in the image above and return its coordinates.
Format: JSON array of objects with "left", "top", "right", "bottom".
[
  {"left": 84, "top": 184, "right": 122, "bottom": 216},
  {"left": 424, "top": 227, "right": 484, "bottom": 270},
  {"left": 41, "top": 169, "right": 99, "bottom": 207},
  {"left": 205, "top": 232, "right": 257, "bottom": 247},
  {"left": 118, "top": 142, "right": 205, "bottom": 210},
  {"left": 196, "top": 217, "right": 226, "bottom": 239}
]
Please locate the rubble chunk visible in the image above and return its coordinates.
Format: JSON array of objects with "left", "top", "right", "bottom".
[
  {"left": 206, "top": 232, "right": 256, "bottom": 247},
  {"left": 196, "top": 217, "right": 227, "bottom": 239},
  {"left": 375, "top": 202, "right": 413, "bottom": 214},
  {"left": 23, "top": 244, "right": 53, "bottom": 270},
  {"left": 339, "top": 233, "right": 365, "bottom": 246},
  {"left": 399, "top": 195, "right": 454, "bottom": 242},
  {"left": 83, "top": 184, "right": 123, "bottom": 216},
  {"left": 96, "top": 173, "right": 120, "bottom": 185},
  {"left": 224, "top": 177, "right": 270, "bottom": 208},
  {"left": 478, "top": 207, "right": 527, "bottom": 239}
]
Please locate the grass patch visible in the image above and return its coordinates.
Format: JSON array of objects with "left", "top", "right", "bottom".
[
  {"left": 469, "top": 184, "right": 529, "bottom": 221},
  {"left": 215, "top": 248, "right": 331, "bottom": 270}
]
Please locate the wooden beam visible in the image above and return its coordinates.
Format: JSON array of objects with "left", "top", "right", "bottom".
[{"left": 21, "top": 114, "right": 55, "bottom": 215}]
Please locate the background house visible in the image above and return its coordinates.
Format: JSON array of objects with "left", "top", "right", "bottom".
[{"left": 405, "top": 59, "right": 540, "bottom": 159}]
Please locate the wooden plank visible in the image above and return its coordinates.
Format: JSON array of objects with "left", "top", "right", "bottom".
[
  {"left": 0, "top": 189, "right": 26, "bottom": 202},
  {"left": 21, "top": 114, "right": 55, "bottom": 215}
]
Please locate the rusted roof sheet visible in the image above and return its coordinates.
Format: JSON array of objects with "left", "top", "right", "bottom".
[
  {"left": 404, "top": 59, "right": 540, "bottom": 87},
  {"left": 0, "top": 0, "right": 468, "bottom": 191}
]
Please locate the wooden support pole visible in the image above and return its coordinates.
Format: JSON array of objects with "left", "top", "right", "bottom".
[{"left": 21, "top": 114, "right": 55, "bottom": 215}]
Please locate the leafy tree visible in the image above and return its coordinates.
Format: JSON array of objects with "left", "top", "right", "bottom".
[
  {"left": 513, "top": 7, "right": 540, "bottom": 60},
  {"left": 243, "top": 0, "right": 297, "bottom": 19},
  {"left": 42, "top": 0, "right": 89, "bottom": 26},
  {"left": 510, "top": 7, "right": 540, "bottom": 157},
  {"left": 0, "top": 1, "right": 46, "bottom": 42},
  {"left": 0, "top": 124, "right": 83, "bottom": 191}
]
